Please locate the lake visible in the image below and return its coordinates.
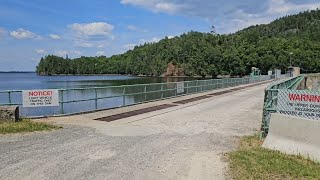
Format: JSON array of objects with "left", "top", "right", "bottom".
[
  {"left": 0, "top": 72, "right": 201, "bottom": 91},
  {"left": 0, "top": 72, "right": 203, "bottom": 117}
]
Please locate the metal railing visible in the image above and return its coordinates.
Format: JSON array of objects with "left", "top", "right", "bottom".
[
  {"left": 0, "top": 75, "right": 272, "bottom": 117},
  {"left": 261, "top": 75, "right": 305, "bottom": 137}
]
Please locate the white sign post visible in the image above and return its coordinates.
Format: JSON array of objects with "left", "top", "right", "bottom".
[
  {"left": 22, "top": 89, "right": 59, "bottom": 107},
  {"left": 176, "top": 82, "right": 185, "bottom": 94}
]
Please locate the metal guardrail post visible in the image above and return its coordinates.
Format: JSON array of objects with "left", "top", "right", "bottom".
[
  {"left": 196, "top": 81, "right": 198, "bottom": 92},
  {"left": 8, "top": 91, "right": 11, "bottom": 105},
  {"left": 174, "top": 83, "right": 177, "bottom": 97},
  {"left": 161, "top": 84, "right": 164, "bottom": 99},
  {"left": 122, "top": 87, "right": 126, "bottom": 106},
  {"left": 260, "top": 89, "right": 269, "bottom": 138},
  {"left": 144, "top": 85, "right": 147, "bottom": 101},
  {"left": 60, "top": 90, "right": 64, "bottom": 114},
  {"left": 203, "top": 81, "right": 205, "bottom": 91},
  {"left": 94, "top": 88, "right": 98, "bottom": 110},
  {"left": 186, "top": 82, "right": 189, "bottom": 94}
]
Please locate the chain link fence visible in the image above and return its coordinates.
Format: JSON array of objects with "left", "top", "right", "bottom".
[
  {"left": 0, "top": 76, "right": 272, "bottom": 118},
  {"left": 261, "top": 75, "right": 305, "bottom": 137},
  {"left": 277, "top": 89, "right": 320, "bottom": 120}
]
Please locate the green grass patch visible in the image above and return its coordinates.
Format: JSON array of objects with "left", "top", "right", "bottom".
[
  {"left": 0, "top": 119, "right": 62, "bottom": 134},
  {"left": 228, "top": 135, "right": 320, "bottom": 180}
]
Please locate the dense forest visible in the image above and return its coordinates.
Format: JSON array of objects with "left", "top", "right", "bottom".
[{"left": 36, "top": 9, "right": 320, "bottom": 77}]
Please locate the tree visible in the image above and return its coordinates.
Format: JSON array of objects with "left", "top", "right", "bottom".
[{"left": 36, "top": 10, "right": 320, "bottom": 77}]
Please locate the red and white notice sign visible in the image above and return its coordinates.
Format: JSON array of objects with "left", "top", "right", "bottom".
[{"left": 22, "top": 89, "right": 59, "bottom": 107}]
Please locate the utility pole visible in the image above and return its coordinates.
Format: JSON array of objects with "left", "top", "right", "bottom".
[
  {"left": 289, "top": 52, "right": 294, "bottom": 77},
  {"left": 289, "top": 52, "right": 293, "bottom": 67}
]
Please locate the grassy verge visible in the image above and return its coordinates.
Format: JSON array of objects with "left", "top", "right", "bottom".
[
  {"left": 228, "top": 135, "right": 320, "bottom": 180},
  {"left": 0, "top": 119, "right": 62, "bottom": 134}
]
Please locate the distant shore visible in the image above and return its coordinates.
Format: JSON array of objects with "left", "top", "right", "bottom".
[
  {"left": 36, "top": 73, "right": 194, "bottom": 78},
  {"left": 0, "top": 72, "right": 231, "bottom": 79},
  {"left": 0, "top": 71, "right": 35, "bottom": 73},
  {"left": 35, "top": 73, "right": 214, "bottom": 78}
]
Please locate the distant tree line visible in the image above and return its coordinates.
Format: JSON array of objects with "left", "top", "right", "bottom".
[{"left": 36, "top": 9, "right": 320, "bottom": 77}]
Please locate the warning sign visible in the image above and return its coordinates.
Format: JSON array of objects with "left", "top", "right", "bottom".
[
  {"left": 22, "top": 89, "right": 59, "bottom": 107},
  {"left": 277, "top": 89, "right": 320, "bottom": 120},
  {"left": 177, "top": 82, "right": 185, "bottom": 94}
]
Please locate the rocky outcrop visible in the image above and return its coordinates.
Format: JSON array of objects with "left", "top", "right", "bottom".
[
  {"left": 0, "top": 106, "right": 19, "bottom": 122},
  {"left": 164, "top": 63, "right": 185, "bottom": 77}
]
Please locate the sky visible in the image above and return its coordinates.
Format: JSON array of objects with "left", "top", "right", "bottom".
[{"left": 0, "top": 0, "right": 319, "bottom": 71}]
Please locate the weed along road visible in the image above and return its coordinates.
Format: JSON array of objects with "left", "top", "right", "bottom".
[{"left": 0, "top": 82, "right": 269, "bottom": 180}]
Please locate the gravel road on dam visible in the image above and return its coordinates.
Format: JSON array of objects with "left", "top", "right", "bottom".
[{"left": 0, "top": 84, "right": 268, "bottom": 180}]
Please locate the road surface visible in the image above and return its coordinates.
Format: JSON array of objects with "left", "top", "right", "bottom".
[{"left": 0, "top": 83, "right": 268, "bottom": 180}]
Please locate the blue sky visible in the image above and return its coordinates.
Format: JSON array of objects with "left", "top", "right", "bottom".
[{"left": 0, "top": 0, "right": 319, "bottom": 71}]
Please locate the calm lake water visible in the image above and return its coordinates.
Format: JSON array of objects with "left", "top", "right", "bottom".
[
  {"left": 0, "top": 72, "right": 203, "bottom": 117},
  {"left": 0, "top": 72, "right": 201, "bottom": 91}
]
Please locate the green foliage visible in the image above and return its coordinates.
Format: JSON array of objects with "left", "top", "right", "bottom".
[
  {"left": 228, "top": 135, "right": 320, "bottom": 180},
  {"left": 36, "top": 10, "right": 320, "bottom": 76}
]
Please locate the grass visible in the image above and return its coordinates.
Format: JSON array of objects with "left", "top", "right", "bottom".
[
  {"left": 228, "top": 135, "right": 320, "bottom": 180},
  {"left": 0, "top": 119, "right": 62, "bottom": 134}
]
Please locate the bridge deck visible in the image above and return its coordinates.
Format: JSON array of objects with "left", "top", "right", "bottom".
[{"left": 0, "top": 81, "right": 270, "bottom": 180}]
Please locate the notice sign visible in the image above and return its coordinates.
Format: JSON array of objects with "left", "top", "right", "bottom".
[
  {"left": 23, "top": 89, "right": 59, "bottom": 107},
  {"left": 177, "top": 82, "right": 185, "bottom": 94},
  {"left": 277, "top": 89, "right": 320, "bottom": 120}
]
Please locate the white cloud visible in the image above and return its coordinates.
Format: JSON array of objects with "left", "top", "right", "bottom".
[
  {"left": 68, "top": 22, "right": 114, "bottom": 49},
  {"left": 219, "top": 9, "right": 272, "bottom": 33},
  {"left": 121, "top": 0, "right": 320, "bottom": 34},
  {"left": 223, "top": 1, "right": 320, "bottom": 33},
  {"left": 10, "top": 28, "right": 37, "bottom": 39},
  {"left": 35, "top": 49, "right": 46, "bottom": 54},
  {"left": 49, "top": 34, "right": 61, "bottom": 40},
  {"left": 69, "top": 22, "right": 114, "bottom": 36},
  {"left": 268, "top": 0, "right": 320, "bottom": 15},
  {"left": 154, "top": 2, "right": 180, "bottom": 13},
  {"left": 96, "top": 51, "right": 105, "bottom": 56}
]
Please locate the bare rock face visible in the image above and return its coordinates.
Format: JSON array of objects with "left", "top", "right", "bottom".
[
  {"left": 164, "top": 63, "right": 185, "bottom": 77},
  {"left": 0, "top": 106, "right": 19, "bottom": 122}
]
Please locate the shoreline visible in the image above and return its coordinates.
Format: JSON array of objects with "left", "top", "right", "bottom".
[{"left": 36, "top": 73, "right": 199, "bottom": 78}]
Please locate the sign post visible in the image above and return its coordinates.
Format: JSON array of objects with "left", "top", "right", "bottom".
[{"left": 22, "top": 89, "right": 59, "bottom": 107}]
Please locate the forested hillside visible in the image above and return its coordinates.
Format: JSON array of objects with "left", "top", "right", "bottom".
[{"left": 36, "top": 9, "right": 320, "bottom": 77}]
